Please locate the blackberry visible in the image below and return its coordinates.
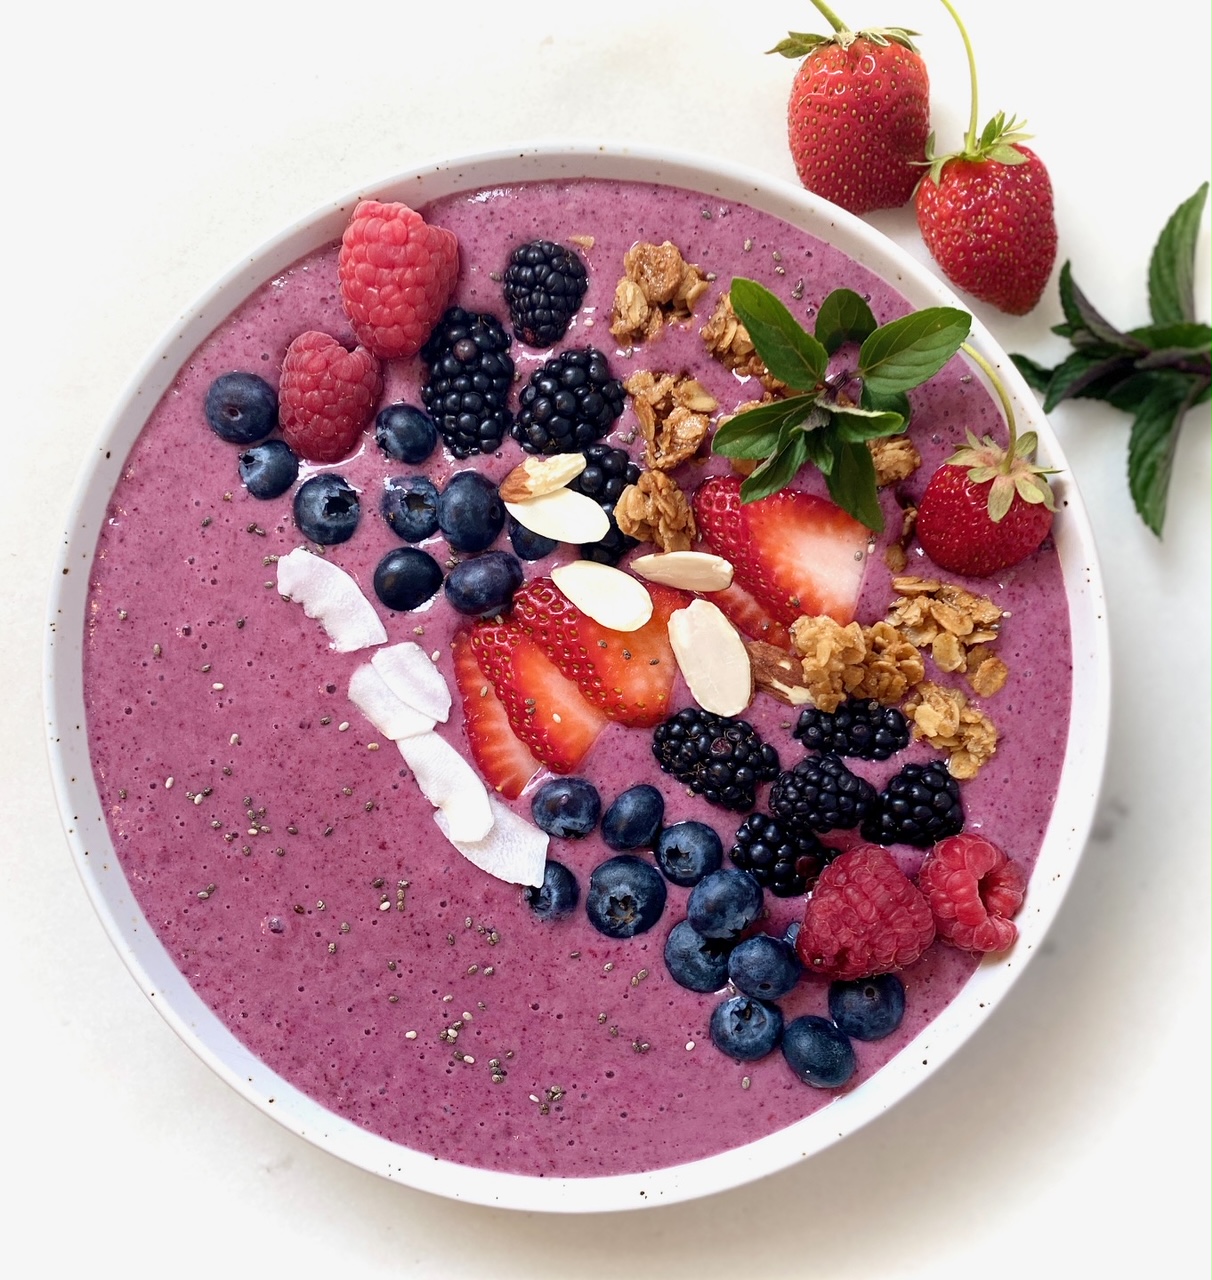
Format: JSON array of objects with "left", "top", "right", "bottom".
[
  {"left": 729, "top": 813, "right": 831, "bottom": 897},
  {"left": 420, "top": 307, "right": 514, "bottom": 458},
  {"left": 503, "top": 239, "right": 588, "bottom": 347},
  {"left": 860, "top": 759, "right": 964, "bottom": 848},
  {"left": 652, "top": 708, "right": 780, "bottom": 812},
  {"left": 794, "top": 698, "right": 911, "bottom": 761},
  {"left": 512, "top": 347, "right": 624, "bottom": 455},
  {"left": 768, "top": 753, "right": 877, "bottom": 835},
  {"left": 568, "top": 443, "right": 641, "bottom": 565}
]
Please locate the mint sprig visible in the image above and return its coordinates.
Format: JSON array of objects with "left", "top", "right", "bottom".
[
  {"left": 711, "top": 279, "right": 971, "bottom": 530},
  {"left": 1011, "top": 183, "right": 1210, "bottom": 536}
]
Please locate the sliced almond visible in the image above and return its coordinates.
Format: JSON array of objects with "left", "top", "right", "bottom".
[
  {"left": 550, "top": 560, "right": 654, "bottom": 632},
  {"left": 348, "top": 664, "right": 435, "bottom": 740},
  {"left": 397, "top": 733, "right": 493, "bottom": 843},
  {"left": 371, "top": 641, "right": 451, "bottom": 723},
  {"left": 276, "top": 547, "right": 387, "bottom": 653},
  {"left": 435, "top": 794, "right": 548, "bottom": 887},
  {"left": 745, "top": 640, "right": 814, "bottom": 707},
  {"left": 498, "top": 453, "right": 587, "bottom": 503},
  {"left": 631, "top": 550, "right": 733, "bottom": 593},
  {"left": 504, "top": 487, "right": 610, "bottom": 544},
  {"left": 667, "top": 599, "right": 753, "bottom": 716}
]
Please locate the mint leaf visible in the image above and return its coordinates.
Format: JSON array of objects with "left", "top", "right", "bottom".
[
  {"left": 814, "top": 289, "right": 878, "bottom": 354},
  {"left": 1149, "top": 182, "right": 1209, "bottom": 325},
  {"left": 824, "top": 439, "right": 884, "bottom": 532},
  {"left": 832, "top": 408, "right": 906, "bottom": 443},
  {"left": 858, "top": 308, "right": 971, "bottom": 394},
  {"left": 860, "top": 383, "right": 911, "bottom": 420},
  {"left": 739, "top": 431, "right": 811, "bottom": 503},
  {"left": 1064, "top": 266, "right": 1144, "bottom": 350},
  {"left": 711, "top": 395, "right": 821, "bottom": 458},
  {"left": 1040, "top": 349, "right": 1134, "bottom": 411},
  {"left": 1010, "top": 352, "right": 1054, "bottom": 392},
  {"left": 730, "top": 278, "right": 828, "bottom": 390},
  {"left": 1127, "top": 372, "right": 1204, "bottom": 535}
]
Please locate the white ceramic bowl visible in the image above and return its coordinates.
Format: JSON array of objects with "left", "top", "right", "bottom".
[{"left": 44, "top": 143, "right": 1109, "bottom": 1212}]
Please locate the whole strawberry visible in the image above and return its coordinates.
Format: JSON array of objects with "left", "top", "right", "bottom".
[
  {"left": 338, "top": 200, "right": 459, "bottom": 360},
  {"left": 770, "top": 2, "right": 929, "bottom": 214},
  {"left": 278, "top": 331, "right": 381, "bottom": 464},
  {"left": 795, "top": 844, "right": 935, "bottom": 981},
  {"left": 914, "top": 3, "right": 1056, "bottom": 315},
  {"left": 916, "top": 345, "right": 1057, "bottom": 575}
]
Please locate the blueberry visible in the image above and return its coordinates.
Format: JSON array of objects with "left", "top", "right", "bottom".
[
  {"left": 293, "top": 474, "right": 360, "bottom": 544},
  {"left": 654, "top": 821, "right": 723, "bottom": 887},
  {"left": 443, "top": 550, "right": 524, "bottom": 616},
  {"left": 204, "top": 371, "right": 278, "bottom": 444},
  {"left": 727, "top": 934, "right": 802, "bottom": 1001},
  {"left": 373, "top": 547, "right": 444, "bottom": 611},
  {"left": 375, "top": 402, "right": 438, "bottom": 464},
  {"left": 781, "top": 1015, "right": 856, "bottom": 1088},
  {"left": 530, "top": 777, "right": 601, "bottom": 839},
  {"left": 709, "top": 995, "right": 783, "bottom": 1062},
  {"left": 523, "top": 860, "right": 579, "bottom": 920},
  {"left": 686, "top": 868, "right": 763, "bottom": 940},
  {"left": 238, "top": 439, "right": 298, "bottom": 499},
  {"left": 601, "top": 784, "right": 664, "bottom": 850},
  {"left": 382, "top": 475, "right": 440, "bottom": 542},
  {"left": 585, "top": 855, "right": 667, "bottom": 939},
  {"left": 828, "top": 973, "right": 906, "bottom": 1041},
  {"left": 437, "top": 471, "right": 506, "bottom": 552},
  {"left": 507, "top": 516, "right": 558, "bottom": 561},
  {"left": 664, "top": 920, "right": 732, "bottom": 993}
]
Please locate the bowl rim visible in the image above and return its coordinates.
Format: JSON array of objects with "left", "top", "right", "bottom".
[{"left": 43, "top": 140, "right": 1110, "bottom": 1213}]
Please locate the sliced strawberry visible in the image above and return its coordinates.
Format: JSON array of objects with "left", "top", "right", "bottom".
[
  {"left": 704, "top": 580, "right": 792, "bottom": 650},
  {"left": 694, "top": 475, "right": 868, "bottom": 625},
  {"left": 451, "top": 631, "right": 540, "bottom": 800},
  {"left": 512, "top": 577, "right": 688, "bottom": 729},
  {"left": 470, "top": 619, "right": 608, "bottom": 774}
]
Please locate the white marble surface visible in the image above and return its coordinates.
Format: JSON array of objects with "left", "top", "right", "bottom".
[{"left": 4, "top": 1, "right": 1208, "bottom": 1274}]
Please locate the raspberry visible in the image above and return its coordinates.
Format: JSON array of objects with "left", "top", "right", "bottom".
[
  {"left": 278, "top": 331, "right": 381, "bottom": 464},
  {"left": 795, "top": 844, "right": 935, "bottom": 981},
  {"left": 337, "top": 200, "right": 459, "bottom": 359},
  {"left": 917, "top": 833, "right": 1026, "bottom": 954}
]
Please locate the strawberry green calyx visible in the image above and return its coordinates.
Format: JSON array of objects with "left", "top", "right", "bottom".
[
  {"left": 948, "top": 343, "right": 1058, "bottom": 522},
  {"left": 768, "top": 0, "right": 920, "bottom": 56},
  {"left": 922, "top": 0, "right": 1028, "bottom": 182}
]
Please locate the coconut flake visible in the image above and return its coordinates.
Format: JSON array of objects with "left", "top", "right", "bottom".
[
  {"left": 276, "top": 547, "right": 387, "bottom": 653},
  {"left": 435, "top": 794, "right": 548, "bottom": 887},
  {"left": 551, "top": 560, "right": 654, "bottom": 631},
  {"left": 348, "top": 665, "right": 435, "bottom": 740},
  {"left": 397, "top": 733, "right": 493, "bottom": 843},
  {"left": 371, "top": 642, "right": 452, "bottom": 723}
]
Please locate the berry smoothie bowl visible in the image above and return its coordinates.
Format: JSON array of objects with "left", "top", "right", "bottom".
[{"left": 45, "top": 145, "right": 1109, "bottom": 1212}]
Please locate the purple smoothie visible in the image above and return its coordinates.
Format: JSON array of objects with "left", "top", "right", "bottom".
[{"left": 83, "top": 178, "right": 1071, "bottom": 1177}]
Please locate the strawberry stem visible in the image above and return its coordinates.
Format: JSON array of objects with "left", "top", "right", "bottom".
[
  {"left": 807, "top": 0, "right": 848, "bottom": 34},
  {"left": 961, "top": 343, "right": 1018, "bottom": 473},
  {"left": 938, "top": 0, "right": 980, "bottom": 153}
]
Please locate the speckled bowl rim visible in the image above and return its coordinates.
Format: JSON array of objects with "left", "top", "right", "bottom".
[{"left": 44, "top": 142, "right": 1110, "bottom": 1213}]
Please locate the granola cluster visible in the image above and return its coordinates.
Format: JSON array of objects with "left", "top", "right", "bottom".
[
  {"left": 623, "top": 370, "right": 716, "bottom": 471},
  {"left": 610, "top": 241, "right": 710, "bottom": 345},
  {"left": 699, "top": 291, "right": 787, "bottom": 393},
  {"left": 886, "top": 577, "right": 1008, "bottom": 698},
  {"left": 868, "top": 435, "right": 922, "bottom": 487},
  {"left": 788, "top": 615, "right": 926, "bottom": 714},
  {"left": 902, "top": 682, "right": 999, "bottom": 780},
  {"left": 614, "top": 470, "right": 697, "bottom": 552}
]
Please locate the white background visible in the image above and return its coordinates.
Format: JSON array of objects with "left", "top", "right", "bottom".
[{"left": 3, "top": 1, "right": 1208, "bottom": 1275}]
